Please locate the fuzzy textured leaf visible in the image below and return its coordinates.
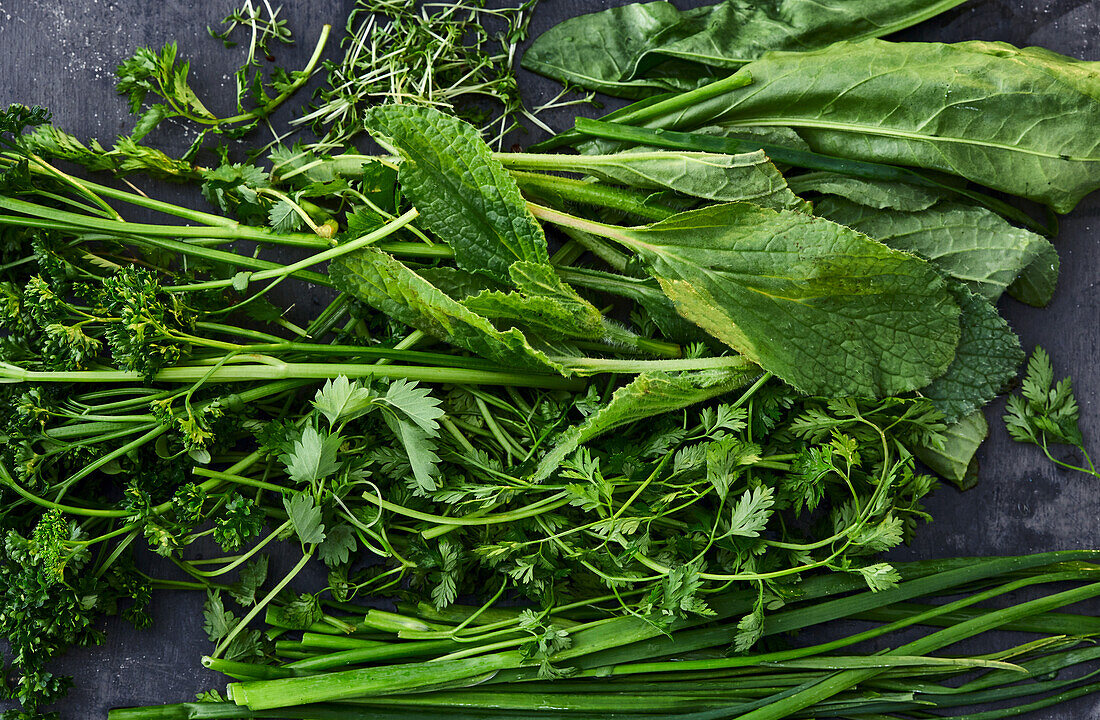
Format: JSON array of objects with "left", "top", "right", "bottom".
[
  {"left": 914, "top": 410, "right": 987, "bottom": 490},
  {"left": 331, "top": 248, "right": 565, "bottom": 374},
  {"left": 364, "top": 105, "right": 548, "bottom": 284},
  {"left": 920, "top": 284, "right": 1023, "bottom": 423},
  {"left": 606, "top": 202, "right": 960, "bottom": 397},
  {"left": 560, "top": 150, "right": 806, "bottom": 210}
]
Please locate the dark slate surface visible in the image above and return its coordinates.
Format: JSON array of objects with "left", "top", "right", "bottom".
[{"left": 0, "top": 1, "right": 1098, "bottom": 717}]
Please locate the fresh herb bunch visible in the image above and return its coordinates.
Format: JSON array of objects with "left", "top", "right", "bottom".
[
  {"left": 116, "top": 551, "right": 1100, "bottom": 719},
  {"left": 297, "top": 0, "right": 542, "bottom": 149}
]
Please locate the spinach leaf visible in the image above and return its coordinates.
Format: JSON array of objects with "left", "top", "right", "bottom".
[
  {"left": 559, "top": 202, "right": 960, "bottom": 397},
  {"left": 504, "top": 150, "right": 805, "bottom": 210},
  {"left": 1007, "top": 241, "right": 1060, "bottom": 308},
  {"left": 788, "top": 173, "right": 946, "bottom": 212},
  {"left": 532, "top": 367, "right": 759, "bottom": 481},
  {"left": 364, "top": 106, "right": 549, "bottom": 285},
  {"left": 920, "top": 284, "right": 1023, "bottom": 424},
  {"left": 704, "top": 40, "right": 1100, "bottom": 213},
  {"left": 814, "top": 195, "right": 1053, "bottom": 302},
  {"left": 523, "top": 0, "right": 969, "bottom": 99},
  {"left": 330, "top": 248, "right": 565, "bottom": 375},
  {"left": 914, "top": 410, "right": 987, "bottom": 490}
]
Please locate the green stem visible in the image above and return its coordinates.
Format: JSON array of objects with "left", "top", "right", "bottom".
[
  {"left": 0, "top": 361, "right": 584, "bottom": 390},
  {"left": 511, "top": 170, "right": 676, "bottom": 221}
]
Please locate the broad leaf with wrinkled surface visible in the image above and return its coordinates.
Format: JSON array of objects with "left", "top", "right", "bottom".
[
  {"left": 523, "top": 0, "right": 969, "bottom": 98},
  {"left": 364, "top": 105, "right": 549, "bottom": 285},
  {"left": 702, "top": 40, "right": 1100, "bottom": 213},
  {"left": 920, "top": 284, "right": 1023, "bottom": 424},
  {"left": 814, "top": 195, "right": 1053, "bottom": 302},
  {"left": 331, "top": 248, "right": 565, "bottom": 375},
  {"left": 587, "top": 202, "right": 961, "bottom": 397}
]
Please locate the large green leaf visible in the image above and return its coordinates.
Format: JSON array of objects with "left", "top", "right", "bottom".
[
  {"left": 511, "top": 150, "right": 805, "bottom": 210},
  {"left": 1007, "top": 240, "right": 1060, "bottom": 308},
  {"left": 814, "top": 195, "right": 1053, "bottom": 302},
  {"left": 363, "top": 106, "right": 549, "bottom": 285},
  {"left": 914, "top": 410, "right": 987, "bottom": 490},
  {"left": 593, "top": 202, "right": 961, "bottom": 397},
  {"left": 523, "top": 0, "right": 968, "bottom": 98},
  {"left": 789, "top": 173, "right": 946, "bottom": 212},
  {"left": 461, "top": 261, "right": 624, "bottom": 344},
  {"left": 704, "top": 40, "right": 1100, "bottom": 213},
  {"left": 920, "top": 284, "right": 1023, "bottom": 424},
  {"left": 330, "top": 248, "right": 564, "bottom": 375},
  {"left": 531, "top": 367, "right": 759, "bottom": 481}
]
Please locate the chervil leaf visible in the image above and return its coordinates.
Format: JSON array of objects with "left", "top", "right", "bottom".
[
  {"left": 283, "top": 493, "right": 326, "bottom": 546},
  {"left": 312, "top": 376, "right": 377, "bottom": 427},
  {"left": 383, "top": 378, "right": 444, "bottom": 435},
  {"left": 386, "top": 415, "right": 441, "bottom": 492},
  {"left": 281, "top": 426, "right": 342, "bottom": 484},
  {"left": 857, "top": 562, "right": 902, "bottom": 592},
  {"left": 733, "top": 592, "right": 765, "bottom": 653},
  {"left": 202, "top": 590, "right": 235, "bottom": 642},
  {"left": 727, "top": 485, "right": 775, "bottom": 538}
]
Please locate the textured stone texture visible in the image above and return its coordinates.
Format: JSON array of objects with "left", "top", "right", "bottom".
[{"left": 0, "top": 1, "right": 1098, "bottom": 717}]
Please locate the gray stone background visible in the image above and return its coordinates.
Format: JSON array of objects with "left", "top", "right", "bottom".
[{"left": 0, "top": 0, "right": 1098, "bottom": 717}]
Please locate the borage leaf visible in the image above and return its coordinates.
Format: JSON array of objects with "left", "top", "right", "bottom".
[
  {"left": 920, "top": 284, "right": 1022, "bottom": 424},
  {"left": 572, "top": 202, "right": 960, "bottom": 397},
  {"left": 331, "top": 248, "right": 566, "bottom": 375},
  {"left": 364, "top": 105, "right": 548, "bottom": 285}
]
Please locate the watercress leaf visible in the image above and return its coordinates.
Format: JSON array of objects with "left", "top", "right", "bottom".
[
  {"left": 363, "top": 105, "right": 549, "bottom": 284},
  {"left": 914, "top": 410, "right": 987, "bottom": 490},
  {"left": 283, "top": 493, "right": 326, "bottom": 546},
  {"left": 384, "top": 378, "right": 444, "bottom": 435},
  {"left": 921, "top": 285, "right": 1023, "bottom": 423},
  {"left": 312, "top": 376, "right": 377, "bottom": 427},
  {"left": 814, "top": 195, "right": 1052, "bottom": 302},
  {"left": 707, "top": 40, "right": 1100, "bottom": 212},
  {"left": 524, "top": 0, "right": 969, "bottom": 97},
  {"left": 727, "top": 485, "right": 774, "bottom": 538},
  {"left": 532, "top": 366, "right": 759, "bottom": 482},
  {"left": 331, "top": 248, "right": 566, "bottom": 375},
  {"left": 281, "top": 426, "right": 342, "bottom": 484},
  {"left": 606, "top": 202, "right": 960, "bottom": 397}
]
